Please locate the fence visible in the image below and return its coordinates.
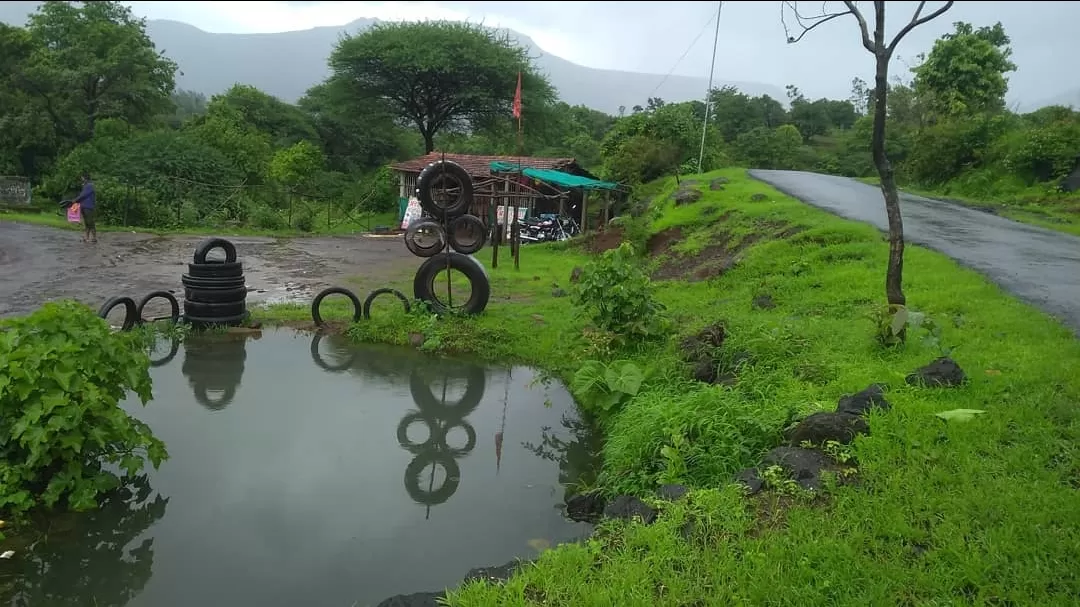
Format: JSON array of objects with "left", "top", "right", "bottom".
[{"left": 0, "top": 176, "right": 31, "bottom": 207}]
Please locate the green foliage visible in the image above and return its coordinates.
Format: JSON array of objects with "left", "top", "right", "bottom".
[
  {"left": 269, "top": 140, "right": 325, "bottom": 189},
  {"left": 573, "top": 242, "right": 667, "bottom": 344},
  {"left": 912, "top": 22, "right": 1016, "bottom": 117},
  {"left": 0, "top": 301, "right": 167, "bottom": 519},
  {"left": 571, "top": 359, "right": 646, "bottom": 419}
]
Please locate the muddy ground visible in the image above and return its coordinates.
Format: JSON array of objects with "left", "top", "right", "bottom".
[{"left": 0, "top": 221, "right": 416, "bottom": 319}]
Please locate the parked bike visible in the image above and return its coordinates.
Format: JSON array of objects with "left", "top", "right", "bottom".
[{"left": 519, "top": 213, "right": 581, "bottom": 244}]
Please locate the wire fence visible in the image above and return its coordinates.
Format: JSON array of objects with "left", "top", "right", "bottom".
[{"left": 0, "top": 176, "right": 32, "bottom": 207}]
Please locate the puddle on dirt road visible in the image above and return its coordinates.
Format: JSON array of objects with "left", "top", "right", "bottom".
[{"left": 0, "top": 329, "right": 600, "bottom": 607}]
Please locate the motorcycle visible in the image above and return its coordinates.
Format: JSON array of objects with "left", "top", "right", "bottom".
[{"left": 518, "top": 213, "right": 580, "bottom": 244}]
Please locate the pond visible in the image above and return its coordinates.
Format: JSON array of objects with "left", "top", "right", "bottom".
[{"left": 0, "top": 329, "right": 599, "bottom": 607}]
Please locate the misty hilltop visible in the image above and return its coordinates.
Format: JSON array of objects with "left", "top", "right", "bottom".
[{"left": 0, "top": 2, "right": 784, "bottom": 112}]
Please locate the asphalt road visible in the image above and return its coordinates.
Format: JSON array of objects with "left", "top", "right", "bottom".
[{"left": 749, "top": 170, "right": 1080, "bottom": 336}]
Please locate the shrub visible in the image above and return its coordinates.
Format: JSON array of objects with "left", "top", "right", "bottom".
[
  {"left": 573, "top": 242, "right": 667, "bottom": 345},
  {"left": 0, "top": 301, "right": 168, "bottom": 520}
]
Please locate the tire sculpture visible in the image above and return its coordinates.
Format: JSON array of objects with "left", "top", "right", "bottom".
[
  {"left": 407, "top": 159, "right": 491, "bottom": 315},
  {"left": 183, "top": 237, "right": 248, "bottom": 329},
  {"left": 396, "top": 361, "right": 486, "bottom": 508}
]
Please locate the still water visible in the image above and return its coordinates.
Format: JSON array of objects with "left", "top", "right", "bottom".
[{"left": 1, "top": 329, "right": 598, "bottom": 607}]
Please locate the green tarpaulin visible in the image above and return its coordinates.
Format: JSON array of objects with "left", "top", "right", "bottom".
[{"left": 489, "top": 161, "right": 618, "bottom": 191}]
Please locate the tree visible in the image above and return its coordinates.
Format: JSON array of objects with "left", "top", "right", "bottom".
[
  {"left": 328, "top": 21, "right": 555, "bottom": 153},
  {"left": 912, "top": 21, "right": 1016, "bottom": 117},
  {"left": 782, "top": 0, "right": 955, "bottom": 320},
  {"left": 19, "top": 1, "right": 177, "bottom": 144}
]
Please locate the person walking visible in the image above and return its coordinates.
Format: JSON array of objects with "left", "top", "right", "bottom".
[{"left": 74, "top": 172, "right": 97, "bottom": 243}]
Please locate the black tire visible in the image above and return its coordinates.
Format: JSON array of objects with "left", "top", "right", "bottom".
[
  {"left": 404, "top": 450, "right": 461, "bottom": 507},
  {"left": 309, "top": 332, "right": 356, "bottom": 372},
  {"left": 404, "top": 219, "right": 447, "bottom": 258},
  {"left": 97, "top": 296, "right": 137, "bottom": 331},
  {"left": 409, "top": 363, "right": 486, "bottom": 416},
  {"left": 187, "top": 261, "right": 243, "bottom": 278},
  {"left": 311, "top": 286, "right": 362, "bottom": 327},
  {"left": 415, "top": 160, "right": 473, "bottom": 219},
  {"left": 184, "top": 311, "right": 249, "bottom": 329},
  {"left": 136, "top": 290, "right": 180, "bottom": 324},
  {"left": 185, "top": 286, "right": 249, "bottom": 304},
  {"left": 193, "top": 237, "right": 238, "bottom": 264},
  {"left": 181, "top": 274, "right": 246, "bottom": 290},
  {"left": 446, "top": 214, "right": 487, "bottom": 254},
  {"left": 363, "top": 288, "right": 411, "bottom": 319},
  {"left": 184, "top": 300, "right": 246, "bottom": 319},
  {"left": 193, "top": 383, "right": 236, "bottom": 411},
  {"left": 412, "top": 252, "right": 491, "bottom": 316},
  {"left": 149, "top": 335, "right": 181, "bottom": 368}
]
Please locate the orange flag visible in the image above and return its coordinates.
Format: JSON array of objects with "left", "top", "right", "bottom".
[{"left": 512, "top": 72, "right": 522, "bottom": 121}]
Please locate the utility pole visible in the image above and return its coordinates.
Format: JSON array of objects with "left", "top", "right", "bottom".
[{"left": 697, "top": 1, "right": 723, "bottom": 174}]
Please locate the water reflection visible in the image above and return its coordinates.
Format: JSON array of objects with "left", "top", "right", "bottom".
[
  {"left": 0, "top": 475, "right": 168, "bottom": 607},
  {"left": 522, "top": 414, "right": 604, "bottom": 505},
  {"left": 398, "top": 361, "right": 486, "bottom": 514},
  {"left": 181, "top": 333, "right": 249, "bottom": 410}
]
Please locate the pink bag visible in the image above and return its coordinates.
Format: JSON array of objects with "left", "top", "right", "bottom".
[{"left": 67, "top": 202, "right": 81, "bottom": 223}]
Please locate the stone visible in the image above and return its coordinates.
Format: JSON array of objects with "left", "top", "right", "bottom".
[
  {"left": 906, "top": 357, "right": 967, "bottom": 387},
  {"left": 735, "top": 468, "right": 763, "bottom": 495},
  {"left": 408, "top": 332, "right": 425, "bottom": 348},
  {"left": 565, "top": 492, "right": 605, "bottom": 523},
  {"left": 750, "top": 193, "right": 768, "bottom": 202},
  {"left": 837, "top": 383, "right": 891, "bottom": 416},
  {"left": 551, "top": 287, "right": 567, "bottom": 298},
  {"left": 602, "top": 495, "right": 657, "bottom": 525},
  {"left": 464, "top": 560, "right": 527, "bottom": 584},
  {"left": 709, "top": 177, "right": 730, "bottom": 190},
  {"left": 569, "top": 266, "right": 584, "bottom": 284},
  {"left": 761, "top": 446, "right": 834, "bottom": 491},
  {"left": 672, "top": 188, "right": 703, "bottom": 206},
  {"left": 658, "top": 484, "right": 689, "bottom": 501},
  {"left": 788, "top": 411, "right": 869, "bottom": 447}
]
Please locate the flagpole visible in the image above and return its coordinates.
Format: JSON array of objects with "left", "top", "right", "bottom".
[
  {"left": 515, "top": 71, "right": 524, "bottom": 156},
  {"left": 697, "top": 1, "right": 723, "bottom": 174}
]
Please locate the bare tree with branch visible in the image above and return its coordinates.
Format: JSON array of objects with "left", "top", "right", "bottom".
[{"left": 782, "top": 1, "right": 954, "bottom": 326}]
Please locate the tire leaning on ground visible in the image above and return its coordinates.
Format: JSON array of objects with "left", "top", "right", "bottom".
[
  {"left": 362, "top": 288, "right": 411, "bottom": 319},
  {"left": 446, "top": 214, "right": 487, "bottom": 255},
  {"left": 310, "top": 286, "right": 363, "bottom": 327},
  {"left": 412, "top": 252, "right": 491, "bottom": 316},
  {"left": 97, "top": 296, "right": 138, "bottom": 331},
  {"left": 193, "top": 237, "right": 238, "bottom": 264},
  {"left": 136, "top": 290, "right": 180, "bottom": 324},
  {"left": 415, "top": 160, "right": 473, "bottom": 219},
  {"left": 187, "top": 261, "right": 243, "bottom": 279}
]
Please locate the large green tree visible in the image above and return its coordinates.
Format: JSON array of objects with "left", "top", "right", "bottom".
[
  {"left": 328, "top": 21, "right": 555, "bottom": 153},
  {"left": 912, "top": 21, "right": 1016, "bottom": 117}
]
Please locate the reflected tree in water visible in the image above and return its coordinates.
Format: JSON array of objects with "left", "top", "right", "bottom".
[
  {"left": 0, "top": 475, "right": 168, "bottom": 606},
  {"left": 522, "top": 412, "right": 602, "bottom": 504},
  {"left": 396, "top": 360, "right": 486, "bottom": 516},
  {"left": 182, "top": 333, "right": 249, "bottom": 410}
]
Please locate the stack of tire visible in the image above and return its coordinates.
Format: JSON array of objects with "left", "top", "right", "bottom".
[
  {"left": 405, "top": 159, "right": 491, "bottom": 315},
  {"left": 182, "top": 237, "right": 249, "bottom": 328}
]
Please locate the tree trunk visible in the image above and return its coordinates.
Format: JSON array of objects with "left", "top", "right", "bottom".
[
  {"left": 870, "top": 10, "right": 906, "bottom": 309},
  {"left": 422, "top": 131, "right": 435, "bottom": 154}
]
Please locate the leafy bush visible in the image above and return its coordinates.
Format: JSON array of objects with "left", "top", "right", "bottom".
[
  {"left": 0, "top": 301, "right": 168, "bottom": 519},
  {"left": 572, "top": 242, "right": 667, "bottom": 344}
]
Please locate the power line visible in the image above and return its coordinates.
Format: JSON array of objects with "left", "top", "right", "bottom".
[
  {"left": 647, "top": 7, "right": 720, "bottom": 102},
  {"left": 698, "top": 1, "right": 723, "bottom": 174}
]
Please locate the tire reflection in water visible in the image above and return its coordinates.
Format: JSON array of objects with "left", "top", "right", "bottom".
[{"left": 181, "top": 332, "right": 250, "bottom": 410}]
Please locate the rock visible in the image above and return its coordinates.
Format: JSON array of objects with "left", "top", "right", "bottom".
[
  {"left": 693, "top": 358, "right": 718, "bottom": 384},
  {"left": 602, "top": 495, "right": 657, "bottom": 524},
  {"left": 376, "top": 592, "right": 445, "bottom": 607},
  {"left": 751, "top": 294, "right": 776, "bottom": 310},
  {"left": 672, "top": 188, "right": 703, "bottom": 206},
  {"left": 837, "top": 383, "right": 891, "bottom": 416},
  {"left": 761, "top": 446, "right": 833, "bottom": 491},
  {"left": 1063, "top": 160, "right": 1080, "bottom": 192},
  {"left": 735, "top": 468, "right": 763, "bottom": 495},
  {"left": 750, "top": 193, "right": 768, "bottom": 202},
  {"left": 551, "top": 288, "right": 567, "bottom": 298},
  {"left": 788, "top": 411, "right": 869, "bottom": 447},
  {"left": 408, "top": 332, "right": 425, "bottom": 348},
  {"left": 464, "top": 559, "right": 527, "bottom": 584},
  {"left": 565, "top": 492, "right": 605, "bottom": 523},
  {"left": 709, "top": 177, "right": 730, "bottom": 190},
  {"left": 906, "top": 357, "right": 967, "bottom": 387},
  {"left": 658, "top": 484, "right": 689, "bottom": 501},
  {"left": 569, "top": 266, "right": 584, "bottom": 284}
]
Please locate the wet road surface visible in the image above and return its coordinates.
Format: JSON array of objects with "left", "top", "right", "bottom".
[
  {"left": 0, "top": 221, "right": 414, "bottom": 318},
  {"left": 749, "top": 170, "right": 1080, "bottom": 335}
]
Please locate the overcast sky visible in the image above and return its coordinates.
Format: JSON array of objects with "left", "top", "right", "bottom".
[{"left": 94, "top": 1, "right": 1080, "bottom": 105}]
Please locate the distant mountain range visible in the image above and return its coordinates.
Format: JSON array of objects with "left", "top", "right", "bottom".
[{"left": 0, "top": 2, "right": 784, "bottom": 113}]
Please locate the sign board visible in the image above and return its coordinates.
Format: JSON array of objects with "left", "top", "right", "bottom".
[
  {"left": 400, "top": 197, "right": 423, "bottom": 230},
  {"left": 495, "top": 205, "right": 528, "bottom": 225},
  {"left": 0, "top": 176, "right": 31, "bottom": 206}
]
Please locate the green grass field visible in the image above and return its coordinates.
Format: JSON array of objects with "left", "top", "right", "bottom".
[{"left": 259, "top": 169, "right": 1080, "bottom": 605}]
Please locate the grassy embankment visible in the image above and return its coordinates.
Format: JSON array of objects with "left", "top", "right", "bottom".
[
  {"left": 0, "top": 208, "right": 399, "bottom": 238},
  {"left": 854, "top": 176, "right": 1080, "bottom": 237},
  {"left": 260, "top": 168, "right": 1080, "bottom": 605}
]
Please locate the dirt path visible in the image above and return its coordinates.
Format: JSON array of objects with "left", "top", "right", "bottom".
[
  {"left": 749, "top": 169, "right": 1080, "bottom": 336},
  {"left": 0, "top": 221, "right": 415, "bottom": 318}
]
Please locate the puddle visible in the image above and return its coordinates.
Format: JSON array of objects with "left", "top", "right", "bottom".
[{"left": 1, "top": 329, "right": 599, "bottom": 606}]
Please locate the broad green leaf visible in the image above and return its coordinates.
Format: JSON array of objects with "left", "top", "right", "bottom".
[{"left": 935, "top": 409, "right": 987, "bottom": 422}]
